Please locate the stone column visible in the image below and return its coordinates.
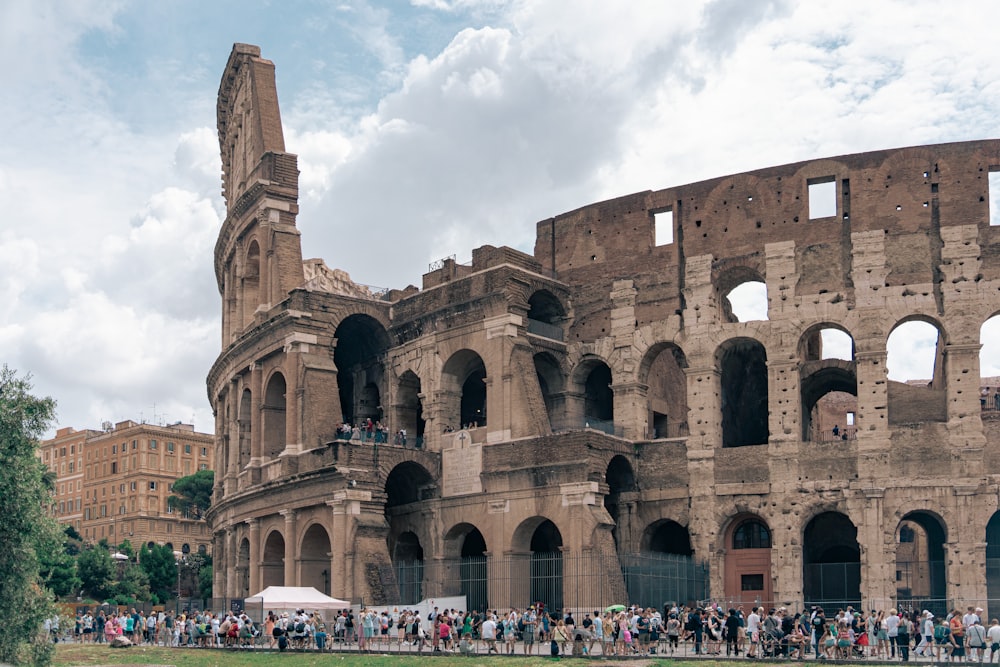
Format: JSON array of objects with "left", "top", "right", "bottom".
[
  {"left": 944, "top": 343, "right": 987, "bottom": 478},
  {"left": 249, "top": 361, "right": 264, "bottom": 465},
  {"left": 613, "top": 382, "right": 648, "bottom": 440},
  {"left": 225, "top": 527, "right": 237, "bottom": 597},
  {"left": 327, "top": 490, "right": 370, "bottom": 600},
  {"left": 213, "top": 531, "right": 226, "bottom": 599},
  {"left": 857, "top": 487, "right": 894, "bottom": 610},
  {"left": 247, "top": 518, "right": 261, "bottom": 596},
  {"left": 281, "top": 509, "right": 297, "bottom": 586}
]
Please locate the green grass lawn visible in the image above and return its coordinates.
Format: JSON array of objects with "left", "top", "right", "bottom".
[{"left": 54, "top": 643, "right": 710, "bottom": 666}]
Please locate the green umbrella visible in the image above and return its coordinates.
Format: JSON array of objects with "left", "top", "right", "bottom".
[{"left": 605, "top": 604, "right": 626, "bottom": 613}]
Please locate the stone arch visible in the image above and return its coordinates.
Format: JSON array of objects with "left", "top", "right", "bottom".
[
  {"left": 300, "top": 523, "right": 332, "bottom": 595},
  {"left": 571, "top": 356, "right": 614, "bottom": 429},
  {"left": 802, "top": 511, "right": 860, "bottom": 607},
  {"left": 723, "top": 514, "right": 772, "bottom": 604},
  {"left": 640, "top": 519, "right": 693, "bottom": 556},
  {"left": 444, "top": 522, "right": 488, "bottom": 612},
  {"left": 441, "top": 349, "right": 488, "bottom": 428},
  {"left": 527, "top": 289, "right": 566, "bottom": 340},
  {"left": 639, "top": 342, "right": 689, "bottom": 438},
  {"left": 800, "top": 362, "right": 858, "bottom": 442},
  {"left": 715, "top": 262, "right": 768, "bottom": 323},
  {"left": 511, "top": 517, "right": 563, "bottom": 612},
  {"left": 895, "top": 510, "right": 947, "bottom": 613},
  {"left": 242, "top": 239, "right": 261, "bottom": 328},
  {"left": 262, "top": 372, "right": 286, "bottom": 459},
  {"left": 604, "top": 455, "right": 637, "bottom": 551},
  {"left": 533, "top": 351, "right": 566, "bottom": 431},
  {"left": 395, "top": 370, "right": 425, "bottom": 441},
  {"left": 717, "top": 337, "right": 769, "bottom": 447},
  {"left": 238, "top": 388, "right": 252, "bottom": 468},
  {"left": 334, "top": 314, "right": 391, "bottom": 426},
  {"left": 384, "top": 461, "right": 437, "bottom": 511},
  {"left": 261, "top": 529, "right": 285, "bottom": 588},
  {"left": 886, "top": 316, "right": 948, "bottom": 423},
  {"left": 389, "top": 529, "right": 424, "bottom": 604}
]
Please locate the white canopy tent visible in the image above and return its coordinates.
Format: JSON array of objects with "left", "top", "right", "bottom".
[{"left": 244, "top": 586, "right": 349, "bottom": 621}]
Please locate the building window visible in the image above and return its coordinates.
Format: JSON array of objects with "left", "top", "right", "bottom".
[
  {"left": 119, "top": 484, "right": 125, "bottom": 494},
  {"left": 741, "top": 574, "right": 764, "bottom": 591},
  {"left": 199, "top": 463, "right": 208, "bottom": 471},
  {"left": 112, "top": 444, "right": 117, "bottom": 454},
  {"left": 167, "top": 442, "right": 175, "bottom": 453},
  {"left": 733, "top": 519, "right": 772, "bottom": 549},
  {"left": 68, "top": 461, "right": 74, "bottom": 473},
  {"left": 201, "top": 447, "right": 207, "bottom": 457},
  {"left": 132, "top": 440, "right": 137, "bottom": 450},
  {"left": 184, "top": 444, "right": 191, "bottom": 454},
  {"left": 149, "top": 481, "right": 157, "bottom": 491},
  {"left": 130, "top": 481, "right": 137, "bottom": 491},
  {"left": 149, "top": 439, "right": 157, "bottom": 450},
  {"left": 899, "top": 526, "right": 915, "bottom": 543},
  {"left": 111, "top": 462, "right": 117, "bottom": 474}
]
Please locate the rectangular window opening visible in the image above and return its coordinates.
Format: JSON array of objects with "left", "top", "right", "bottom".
[
  {"left": 653, "top": 209, "right": 674, "bottom": 246},
  {"left": 808, "top": 177, "right": 837, "bottom": 219},
  {"left": 741, "top": 573, "right": 764, "bottom": 591},
  {"left": 990, "top": 168, "right": 1000, "bottom": 226},
  {"left": 846, "top": 411, "right": 855, "bottom": 426}
]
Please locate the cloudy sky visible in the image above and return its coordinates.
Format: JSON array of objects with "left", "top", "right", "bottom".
[{"left": 3, "top": 0, "right": 1000, "bottom": 436}]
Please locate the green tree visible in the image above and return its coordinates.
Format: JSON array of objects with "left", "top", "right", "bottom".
[
  {"left": 37, "top": 520, "right": 81, "bottom": 598},
  {"left": 167, "top": 469, "right": 214, "bottom": 518},
  {"left": 113, "top": 563, "right": 151, "bottom": 605},
  {"left": 117, "top": 538, "right": 135, "bottom": 560},
  {"left": 0, "top": 366, "right": 57, "bottom": 665},
  {"left": 198, "top": 558, "right": 214, "bottom": 601},
  {"left": 140, "top": 543, "right": 177, "bottom": 602},
  {"left": 77, "top": 544, "right": 115, "bottom": 600}
]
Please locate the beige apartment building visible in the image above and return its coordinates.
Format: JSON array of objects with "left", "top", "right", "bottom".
[{"left": 39, "top": 420, "right": 214, "bottom": 555}]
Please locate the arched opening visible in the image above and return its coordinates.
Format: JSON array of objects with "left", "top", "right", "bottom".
[
  {"left": 261, "top": 530, "right": 285, "bottom": 588},
  {"left": 724, "top": 515, "right": 773, "bottom": 604},
  {"left": 887, "top": 319, "right": 946, "bottom": 423},
  {"left": 395, "top": 370, "right": 425, "bottom": 442},
  {"left": 986, "top": 512, "right": 1000, "bottom": 619},
  {"left": 626, "top": 519, "right": 702, "bottom": 610},
  {"left": 530, "top": 520, "right": 563, "bottom": 612},
  {"left": 441, "top": 350, "right": 488, "bottom": 429},
  {"left": 895, "top": 511, "right": 947, "bottom": 615},
  {"left": 642, "top": 520, "right": 693, "bottom": 556},
  {"left": 198, "top": 544, "right": 207, "bottom": 556},
  {"left": 981, "top": 315, "right": 1000, "bottom": 413},
  {"left": 526, "top": 290, "right": 566, "bottom": 340},
  {"left": 578, "top": 359, "right": 614, "bottom": 432},
  {"left": 385, "top": 463, "right": 435, "bottom": 604},
  {"left": 262, "top": 373, "right": 286, "bottom": 459},
  {"left": 333, "top": 314, "right": 390, "bottom": 427},
  {"left": 717, "top": 265, "right": 768, "bottom": 323},
  {"left": 182, "top": 543, "right": 191, "bottom": 554},
  {"left": 461, "top": 367, "right": 487, "bottom": 428},
  {"left": 460, "top": 526, "right": 488, "bottom": 613},
  {"left": 604, "top": 455, "right": 636, "bottom": 551},
  {"left": 718, "top": 338, "right": 769, "bottom": 447},
  {"left": 534, "top": 352, "right": 565, "bottom": 431},
  {"left": 390, "top": 531, "right": 424, "bottom": 604},
  {"left": 803, "top": 511, "right": 860, "bottom": 608},
  {"left": 640, "top": 343, "right": 689, "bottom": 439},
  {"left": 300, "top": 524, "right": 332, "bottom": 596},
  {"left": 801, "top": 367, "right": 858, "bottom": 442},
  {"left": 238, "top": 388, "right": 252, "bottom": 469},
  {"left": 242, "top": 240, "right": 260, "bottom": 328},
  {"left": 384, "top": 461, "right": 436, "bottom": 510}
]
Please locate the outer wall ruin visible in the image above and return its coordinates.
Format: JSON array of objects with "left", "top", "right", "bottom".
[{"left": 206, "top": 43, "right": 1000, "bottom": 614}]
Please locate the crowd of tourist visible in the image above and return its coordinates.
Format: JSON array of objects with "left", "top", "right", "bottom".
[{"left": 52, "top": 602, "right": 1000, "bottom": 660}]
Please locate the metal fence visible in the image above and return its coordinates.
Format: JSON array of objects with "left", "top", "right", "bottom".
[
  {"left": 803, "top": 562, "right": 861, "bottom": 609},
  {"left": 395, "top": 551, "right": 707, "bottom": 613}
]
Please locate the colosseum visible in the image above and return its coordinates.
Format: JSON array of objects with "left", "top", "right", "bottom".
[{"left": 206, "top": 43, "right": 1000, "bottom": 615}]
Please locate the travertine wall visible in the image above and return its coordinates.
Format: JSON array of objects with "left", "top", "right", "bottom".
[{"left": 206, "top": 44, "right": 1000, "bottom": 613}]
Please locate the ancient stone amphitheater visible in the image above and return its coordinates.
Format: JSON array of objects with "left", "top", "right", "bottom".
[{"left": 206, "top": 43, "right": 1000, "bottom": 615}]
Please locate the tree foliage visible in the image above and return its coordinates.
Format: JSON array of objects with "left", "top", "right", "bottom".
[
  {"left": 140, "top": 543, "right": 178, "bottom": 602},
  {"left": 0, "top": 366, "right": 57, "bottom": 665},
  {"left": 37, "top": 519, "right": 81, "bottom": 598},
  {"left": 77, "top": 544, "right": 116, "bottom": 600},
  {"left": 167, "top": 469, "right": 214, "bottom": 518}
]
